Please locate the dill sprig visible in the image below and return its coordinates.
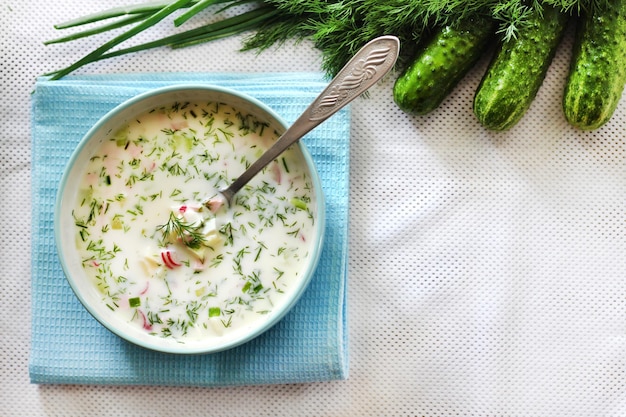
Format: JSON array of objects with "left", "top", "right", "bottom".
[{"left": 157, "top": 211, "right": 208, "bottom": 249}]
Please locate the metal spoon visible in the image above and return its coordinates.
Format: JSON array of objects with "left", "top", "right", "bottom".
[{"left": 216, "top": 35, "right": 400, "bottom": 206}]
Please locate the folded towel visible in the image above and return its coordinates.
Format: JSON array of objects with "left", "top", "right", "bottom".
[{"left": 30, "top": 72, "right": 349, "bottom": 386}]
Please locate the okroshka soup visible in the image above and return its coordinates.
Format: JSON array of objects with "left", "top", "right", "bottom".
[{"left": 55, "top": 86, "right": 325, "bottom": 354}]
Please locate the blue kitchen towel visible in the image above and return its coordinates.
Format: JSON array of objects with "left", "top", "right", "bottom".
[{"left": 29, "top": 72, "right": 349, "bottom": 386}]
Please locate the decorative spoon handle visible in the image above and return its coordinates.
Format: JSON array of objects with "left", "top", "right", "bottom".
[{"left": 219, "top": 35, "right": 400, "bottom": 204}]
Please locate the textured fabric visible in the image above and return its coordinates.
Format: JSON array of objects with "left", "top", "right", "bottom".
[
  {"left": 5, "top": 1, "right": 626, "bottom": 415},
  {"left": 29, "top": 72, "right": 349, "bottom": 386}
]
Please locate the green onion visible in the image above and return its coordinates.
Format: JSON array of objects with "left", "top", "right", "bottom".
[
  {"left": 53, "top": 1, "right": 177, "bottom": 29},
  {"left": 44, "top": 14, "right": 149, "bottom": 45},
  {"left": 171, "top": 7, "right": 279, "bottom": 48},
  {"left": 174, "top": 0, "right": 221, "bottom": 26},
  {"left": 290, "top": 197, "right": 307, "bottom": 210},
  {"left": 49, "top": 0, "right": 193, "bottom": 80},
  {"left": 96, "top": 7, "right": 278, "bottom": 61},
  {"left": 129, "top": 297, "right": 141, "bottom": 307}
]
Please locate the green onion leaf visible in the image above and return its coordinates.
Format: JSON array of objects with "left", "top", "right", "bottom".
[
  {"left": 174, "top": 0, "right": 221, "bottom": 26},
  {"left": 45, "top": 14, "right": 149, "bottom": 45},
  {"left": 49, "top": 0, "right": 194, "bottom": 80}
]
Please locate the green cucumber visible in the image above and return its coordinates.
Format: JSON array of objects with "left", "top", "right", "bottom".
[
  {"left": 563, "top": 0, "right": 626, "bottom": 130},
  {"left": 393, "top": 15, "right": 496, "bottom": 115},
  {"left": 473, "top": 5, "right": 568, "bottom": 131}
]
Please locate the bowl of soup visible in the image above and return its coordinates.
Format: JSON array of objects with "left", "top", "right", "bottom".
[{"left": 55, "top": 85, "right": 325, "bottom": 354}]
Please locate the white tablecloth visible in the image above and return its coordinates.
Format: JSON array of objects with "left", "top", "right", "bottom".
[{"left": 3, "top": 1, "right": 626, "bottom": 415}]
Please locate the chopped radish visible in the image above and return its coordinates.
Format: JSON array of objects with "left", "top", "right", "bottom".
[
  {"left": 205, "top": 197, "right": 224, "bottom": 213},
  {"left": 161, "top": 250, "right": 181, "bottom": 269},
  {"left": 272, "top": 162, "right": 282, "bottom": 185},
  {"left": 138, "top": 310, "right": 152, "bottom": 331},
  {"left": 139, "top": 281, "right": 149, "bottom": 295},
  {"left": 171, "top": 120, "right": 188, "bottom": 131}
]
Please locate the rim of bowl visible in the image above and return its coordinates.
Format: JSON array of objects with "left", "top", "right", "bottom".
[{"left": 54, "top": 84, "right": 326, "bottom": 354}]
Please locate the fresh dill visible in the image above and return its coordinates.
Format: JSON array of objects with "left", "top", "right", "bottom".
[{"left": 156, "top": 211, "right": 209, "bottom": 249}]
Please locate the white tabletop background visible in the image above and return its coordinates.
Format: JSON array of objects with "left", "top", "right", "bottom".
[{"left": 3, "top": 1, "right": 626, "bottom": 416}]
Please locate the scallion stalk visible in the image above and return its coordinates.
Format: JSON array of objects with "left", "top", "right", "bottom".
[
  {"left": 45, "top": 13, "right": 150, "bottom": 45},
  {"left": 92, "top": 7, "right": 278, "bottom": 60},
  {"left": 49, "top": 0, "right": 194, "bottom": 79},
  {"left": 174, "top": 0, "right": 221, "bottom": 26},
  {"left": 171, "top": 7, "right": 279, "bottom": 48},
  {"left": 53, "top": 1, "right": 180, "bottom": 29}
]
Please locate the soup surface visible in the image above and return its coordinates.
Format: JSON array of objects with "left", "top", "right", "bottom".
[{"left": 72, "top": 100, "right": 317, "bottom": 343}]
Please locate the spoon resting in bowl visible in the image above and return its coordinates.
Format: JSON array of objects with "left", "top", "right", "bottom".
[{"left": 209, "top": 35, "right": 400, "bottom": 208}]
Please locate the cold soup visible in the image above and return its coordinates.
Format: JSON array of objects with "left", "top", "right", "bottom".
[{"left": 71, "top": 99, "right": 319, "bottom": 345}]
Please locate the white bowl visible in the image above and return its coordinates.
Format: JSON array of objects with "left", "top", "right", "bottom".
[{"left": 55, "top": 85, "right": 325, "bottom": 354}]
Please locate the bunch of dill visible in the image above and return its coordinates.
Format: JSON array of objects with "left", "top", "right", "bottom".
[{"left": 242, "top": 0, "right": 607, "bottom": 75}]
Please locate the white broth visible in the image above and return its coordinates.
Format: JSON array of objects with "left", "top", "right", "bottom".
[{"left": 71, "top": 99, "right": 318, "bottom": 344}]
